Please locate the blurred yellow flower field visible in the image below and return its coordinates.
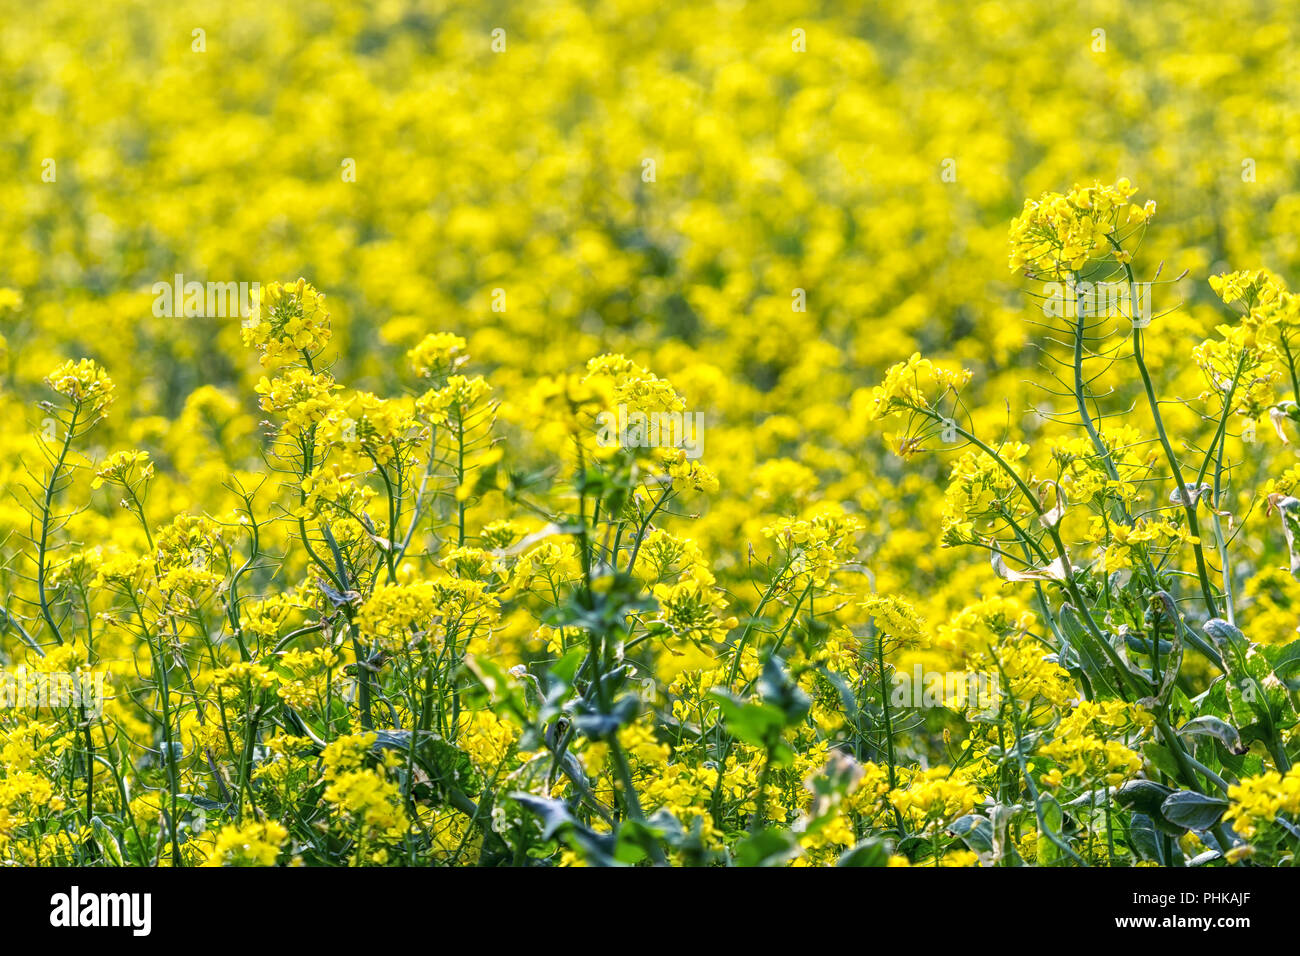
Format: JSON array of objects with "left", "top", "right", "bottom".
[{"left": 3, "top": 0, "right": 1300, "bottom": 867}]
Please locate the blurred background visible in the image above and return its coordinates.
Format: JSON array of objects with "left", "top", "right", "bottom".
[{"left": 1, "top": 0, "right": 1298, "bottom": 623}]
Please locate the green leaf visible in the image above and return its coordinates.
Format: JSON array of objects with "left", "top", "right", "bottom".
[
  {"left": 1217, "top": 744, "right": 1263, "bottom": 779},
  {"left": 837, "top": 837, "right": 892, "bottom": 867},
  {"left": 1037, "top": 795, "right": 1064, "bottom": 865},
  {"left": 1203, "top": 620, "right": 1298, "bottom": 734},
  {"left": 733, "top": 827, "right": 802, "bottom": 867},
  {"left": 709, "top": 691, "right": 789, "bottom": 748},
  {"left": 1142, "top": 742, "right": 1183, "bottom": 781},
  {"left": 1058, "top": 604, "right": 1123, "bottom": 698},
  {"left": 1205, "top": 618, "right": 1248, "bottom": 670},
  {"left": 1115, "top": 779, "right": 1174, "bottom": 817},
  {"left": 549, "top": 646, "right": 587, "bottom": 685},
  {"left": 614, "top": 814, "right": 677, "bottom": 865},
  {"left": 509, "top": 792, "right": 575, "bottom": 841},
  {"left": 509, "top": 792, "right": 620, "bottom": 865},
  {"left": 947, "top": 814, "right": 994, "bottom": 854},
  {"left": 91, "top": 816, "right": 125, "bottom": 865},
  {"left": 1273, "top": 495, "right": 1300, "bottom": 577},
  {"left": 1160, "top": 791, "right": 1229, "bottom": 832},
  {"left": 571, "top": 693, "right": 640, "bottom": 739},
  {"left": 1267, "top": 639, "right": 1300, "bottom": 680},
  {"left": 757, "top": 655, "right": 811, "bottom": 725},
  {"left": 1177, "top": 715, "right": 1246, "bottom": 755},
  {"left": 1127, "top": 812, "right": 1164, "bottom": 864}
]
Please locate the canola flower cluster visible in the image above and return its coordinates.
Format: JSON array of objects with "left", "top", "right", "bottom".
[{"left": 4, "top": 0, "right": 1300, "bottom": 868}]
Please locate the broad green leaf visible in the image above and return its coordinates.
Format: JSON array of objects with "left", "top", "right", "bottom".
[
  {"left": 1160, "top": 791, "right": 1229, "bottom": 832},
  {"left": 1177, "top": 715, "right": 1245, "bottom": 755},
  {"left": 733, "top": 827, "right": 802, "bottom": 868},
  {"left": 837, "top": 837, "right": 892, "bottom": 867}
]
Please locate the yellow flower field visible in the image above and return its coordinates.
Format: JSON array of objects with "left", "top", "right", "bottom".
[{"left": 3, "top": 0, "right": 1300, "bottom": 867}]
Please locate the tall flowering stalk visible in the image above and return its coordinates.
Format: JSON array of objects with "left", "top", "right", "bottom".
[{"left": 868, "top": 180, "right": 1300, "bottom": 865}]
